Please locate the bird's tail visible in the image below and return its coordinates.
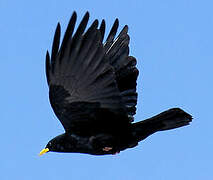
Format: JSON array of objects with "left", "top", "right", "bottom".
[{"left": 131, "top": 108, "right": 192, "bottom": 142}]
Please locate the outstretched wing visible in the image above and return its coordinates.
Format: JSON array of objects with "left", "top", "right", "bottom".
[
  {"left": 99, "top": 19, "right": 139, "bottom": 121},
  {"left": 46, "top": 12, "right": 127, "bottom": 134}
]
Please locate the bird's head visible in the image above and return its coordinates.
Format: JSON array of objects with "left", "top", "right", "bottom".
[{"left": 39, "top": 133, "right": 73, "bottom": 156}]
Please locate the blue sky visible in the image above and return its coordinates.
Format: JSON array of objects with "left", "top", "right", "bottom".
[{"left": 0, "top": 0, "right": 212, "bottom": 179}]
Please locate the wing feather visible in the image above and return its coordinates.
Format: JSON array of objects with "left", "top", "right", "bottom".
[
  {"left": 46, "top": 12, "right": 128, "bottom": 132},
  {"left": 100, "top": 20, "right": 139, "bottom": 119},
  {"left": 59, "top": 12, "right": 77, "bottom": 60},
  {"left": 51, "top": 23, "right": 61, "bottom": 73}
]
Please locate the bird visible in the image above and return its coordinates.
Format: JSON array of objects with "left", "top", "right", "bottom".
[{"left": 40, "top": 11, "right": 192, "bottom": 156}]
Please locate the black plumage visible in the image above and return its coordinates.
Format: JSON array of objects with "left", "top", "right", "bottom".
[{"left": 40, "top": 12, "right": 192, "bottom": 156}]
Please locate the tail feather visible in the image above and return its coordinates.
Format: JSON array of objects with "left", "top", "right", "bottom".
[{"left": 132, "top": 108, "right": 192, "bottom": 142}]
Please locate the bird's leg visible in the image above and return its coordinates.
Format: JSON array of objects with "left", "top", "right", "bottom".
[
  {"left": 102, "top": 147, "right": 113, "bottom": 151},
  {"left": 89, "top": 134, "right": 115, "bottom": 153}
]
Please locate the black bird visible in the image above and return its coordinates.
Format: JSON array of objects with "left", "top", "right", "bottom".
[{"left": 40, "top": 12, "right": 192, "bottom": 156}]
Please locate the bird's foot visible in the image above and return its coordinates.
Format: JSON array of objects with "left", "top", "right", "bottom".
[
  {"left": 112, "top": 151, "right": 120, "bottom": 155},
  {"left": 102, "top": 147, "right": 113, "bottom": 152},
  {"left": 102, "top": 147, "right": 120, "bottom": 155}
]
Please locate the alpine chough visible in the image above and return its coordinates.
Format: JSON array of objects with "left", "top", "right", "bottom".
[{"left": 40, "top": 12, "right": 192, "bottom": 156}]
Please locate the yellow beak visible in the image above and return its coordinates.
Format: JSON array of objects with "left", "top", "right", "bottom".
[{"left": 39, "top": 148, "right": 49, "bottom": 156}]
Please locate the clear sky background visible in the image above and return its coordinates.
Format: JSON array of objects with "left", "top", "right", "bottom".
[{"left": 0, "top": 0, "right": 212, "bottom": 179}]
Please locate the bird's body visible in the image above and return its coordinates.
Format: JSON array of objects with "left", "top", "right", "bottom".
[
  {"left": 48, "top": 130, "right": 135, "bottom": 155},
  {"left": 40, "top": 12, "right": 192, "bottom": 156}
]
